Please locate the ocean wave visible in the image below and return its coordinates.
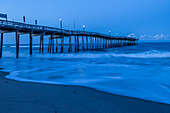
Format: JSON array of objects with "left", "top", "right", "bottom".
[
  {"left": 110, "top": 50, "right": 170, "bottom": 58},
  {"left": 34, "top": 50, "right": 170, "bottom": 59},
  {"left": 2, "top": 49, "right": 170, "bottom": 59}
]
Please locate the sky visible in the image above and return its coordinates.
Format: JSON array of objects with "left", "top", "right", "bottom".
[{"left": 0, "top": 0, "right": 170, "bottom": 42}]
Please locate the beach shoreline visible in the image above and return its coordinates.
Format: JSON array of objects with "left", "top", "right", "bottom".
[{"left": 0, "top": 71, "right": 170, "bottom": 113}]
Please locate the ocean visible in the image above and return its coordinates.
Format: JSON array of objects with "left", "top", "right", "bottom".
[{"left": 0, "top": 42, "right": 170, "bottom": 104}]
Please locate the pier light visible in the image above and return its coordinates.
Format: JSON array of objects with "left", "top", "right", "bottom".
[
  {"left": 83, "top": 25, "right": 85, "bottom": 32},
  {"left": 74, "top": 20, "right": 76, "bottom": 31},
  {"left": 109, "top": 30, "right": 111, "bottom": 36},
  {"left": 59, "top": 19, "right": 62, "bottom": 30},
  {"left": 35, "top": 20, "right": 37, "bottom": 25},
  {"left": 116, "top": 33, "right": 118, "bottom": 36},
  {"left": 23, "top": 16, "right": 26, "bottom": 23}
]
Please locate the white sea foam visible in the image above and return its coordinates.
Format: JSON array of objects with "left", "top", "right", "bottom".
[
  {"left": 110, "top": 50, "right": 170, "bottom": 58},
  {"left": 33, "top": 50, "right": 170, "bottom": 59},
  {"left": 19, "top": 50, "right": 170, "bottom": 58},
  {"left": 3, "top": 49, "right": 169, "bottom": 58}
]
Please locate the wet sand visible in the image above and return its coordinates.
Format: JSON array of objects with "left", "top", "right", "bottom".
[{"left": 0, "top": 71, "right": 170, "bottom": 113}]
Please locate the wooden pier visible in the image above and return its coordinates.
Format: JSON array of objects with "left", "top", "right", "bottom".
[{"left": 0, "top": 19, "right": 138, "bottom": 58}]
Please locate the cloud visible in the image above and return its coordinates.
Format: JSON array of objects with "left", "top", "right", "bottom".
[
  {"left": 128, "top": 33, "right": 136, "bottom": 38},
  {"left": 139, "top": 34, "right": 170, "bottom": 40},
  {"left": 128, "top": 33, "right": 170, "bottom": 40}
]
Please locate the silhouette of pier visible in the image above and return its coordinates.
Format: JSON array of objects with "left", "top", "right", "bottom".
[{"left": 0, "top": 19, "right": 138, "bottom": 58}]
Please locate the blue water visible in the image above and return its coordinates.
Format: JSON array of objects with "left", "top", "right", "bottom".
[{"left": 1, "top": 42, "right": 170, "bottom": 104}]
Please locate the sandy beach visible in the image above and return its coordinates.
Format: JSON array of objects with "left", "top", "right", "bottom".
[{"left": 0, "top": 71, "right": 170, "bottom": 113}]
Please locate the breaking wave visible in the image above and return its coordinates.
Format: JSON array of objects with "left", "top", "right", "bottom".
[{"left": 2, "top": 49, "right": 170, "bottom": 59}]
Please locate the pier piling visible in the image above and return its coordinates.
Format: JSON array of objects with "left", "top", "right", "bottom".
[
  {"left": 16, "top": 32, "right": 19, "bottom": 59},
  {"left": 86, "top": 36, "right": 88, "bottom": 50},
  {"left": 68, "top": 34, "right": 72, "bottom": 53},
  {"left": 77, "top": 36, "right": 79, "bottom": 51},
  {"left": 0, "top": 33, "right": 3, "bottom": 58},
  {"left": 56, "top": 38, "right": 58, "bottom": 53},
  {"left": 82, "top": 36, "right": 85, "bottom": 51},
  {"left": 52, "top": 35, "right": 54, "bottom": 53},
  {"left": 29, "top": 33, "right": 32, "bottom": 55},
  {"left": 74, "top": 35, "right": 77, "bottom": 52},
  {"left": 61, "top": 37, "right": 64, "bottom": 53}
]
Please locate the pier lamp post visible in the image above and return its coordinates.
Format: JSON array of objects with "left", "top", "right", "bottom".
[
  {"left": 35, "top": 20, "right": 38, "bottom": 25},
  {"left": 74, "top": 20, "right": 76, "bottom": 31},
  {"left": 116, "top": 33, "right": 118, "bottom": 37},
  {"left": 23, "top": 16, "right": 26, "bottom": 23},
  {"left": 83, "top": 25, "right": 85, "bottom": 32},
  {"left": 59, "top": 19, "right": 64, "bottom": 52},
  {"left": 109, "top": 30, "right": 111, "bottom": 37},
  {"left": 59, "top": 19, "right": 62, "bottom": 30}
]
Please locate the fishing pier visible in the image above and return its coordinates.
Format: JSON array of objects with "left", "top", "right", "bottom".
[{"left": 0, "top": 19, "right": 138, "bottom": 58}]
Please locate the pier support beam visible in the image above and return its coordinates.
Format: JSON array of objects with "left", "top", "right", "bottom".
[
  {"left": 49, "top": 37, "right": 52, "bottom": 53},
  {"left": 29, "top": 33, "right": 32, "bottom": 55},
  {"left": 16, "top": 32, "right": 20, "bottom": 59},
  {"left": 61, "top": 37, "right": 64, "bottom": 53},
  {"left": 42, "top": 35, "right": 44, "bottom": 53},
  {"left": 97, "top": 38, "right": 99, "bottom": 49},
  {"left": 68, "top": 35, "right": 72, "bottom": 53},
  {"left": 0, "top": 33, "right": 3, "bottom": 58},
  {"left": 95, "top": 37, "right": 97, "bottom": 49},
  {"left": 39, "top": 35, "right": 44, "bottom": 53},
  {"left": 48, "top": 35, "right": 54, "bottom": 53},
  {"left": 39, "top": 36, "right": 41, "bottom": 53},
  {"left": 52, "top": 35, "right": 54, "bottom": 53},
  {"left": 82, "top": 36, "right": 85, "bottom": 51},
  {"left": 74, "top": 35, "right": 77, "bottom": 52},
  {"left": 108, "top": 40, "right": 110, "bottom": 48},
  {"left": 103, "top": 39, "right": 105, "bottom": 48},
  {"left": 56, "top": 38, "right": 58, "bottom": 53},
  {"left": 48, "top": 38, "right": 50, "bottom": 53},
  {"left": 90, "top": 36, "right": 93, "bottom": 50},
  {"left": 77, "top": 36, "right": 79, "bottom": 51},
  {"left": 100, "top": 38, "right": 102, "bottom": 48},
  {"left": 118, "top": 40, "right": 120, "bottom": 47},
  {"left": 86, "top": 36, "right": 88, "bottom": 50},
  {"left": 106, "top": 39, "right": 107, "bottom": 48}
]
